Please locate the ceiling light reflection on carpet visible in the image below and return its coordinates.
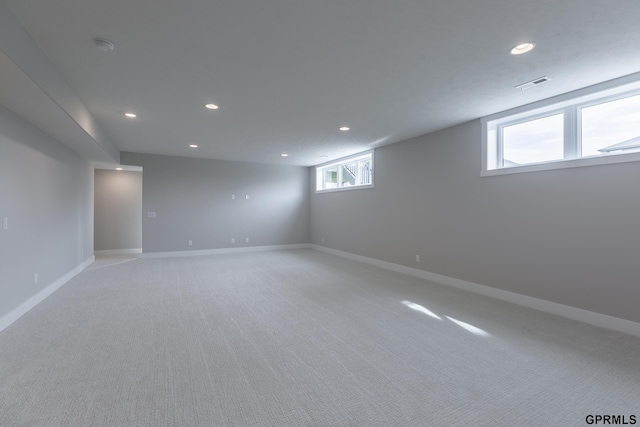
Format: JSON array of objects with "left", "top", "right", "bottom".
[
  {"left": 116, "top": 167, "right": 123, "bottom": 171},
  {"left": 189, "top": 144, "right": 198, "bottom": 148},
  {"left": 339, "top": 126, "right": 350, "bottom": 131},
  {"left": 402, "top": 300, "right": 442, "bottom": 320},
  {"left": 205, "top": 103, "right": 219, "bottom": 110},
  {"left": 446, "top": 316, "right": 490, "bottom": 337},
  {"left": 124, "top": 112, "right": 137, "bottom": 118},
  {"left": 281, "top": 153, "right": 289, "bottom": 157},
  {"left": 510, "top": 42, "right": 536, "bottom": 55}
]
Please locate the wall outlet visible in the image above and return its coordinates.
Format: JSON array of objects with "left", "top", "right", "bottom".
[
  {"left": 245, "top": 194, "right": 250, "bottom": 200},
  {"left": 231, "top": 238, "right": 235, "bottom": 244},
  {"left": 34, "top": 273, "right": 38, "bottom": 284},
  {"left": 245, "top": 237, "right": 249, "bottom": 243},
  {"left": 188, "top": 240, "right": 193, "bottom": 246},
  {"left": 147, "top": 212, "right": 156, "bottom": 218},
  {"left": 231, "top": 194, "right": 235, "bottom": 200},
  {"left": 415, "top": 254, "right": 420, "bottom": 263},
  {"left": 2, "top": 217, "right": 7, "bottom": 230}
]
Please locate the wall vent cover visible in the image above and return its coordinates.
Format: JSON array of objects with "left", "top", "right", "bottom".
[{"left": 515, "top": 76, "right": 551, "bottom": 90}]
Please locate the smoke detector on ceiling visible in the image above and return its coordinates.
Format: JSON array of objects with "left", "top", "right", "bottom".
[{"left": 94, "top": 38, "right": 115, "bottom": 52}]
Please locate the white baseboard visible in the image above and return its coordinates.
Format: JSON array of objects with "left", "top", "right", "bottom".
[
  {"left": 311, "top": 245, "right": 640, "bottom": 338},
  {"left": 143, "top": 243, "right": 312, "bottom": 259},
  {"left": 95, "top": 248, "right": 142, "bottom": 256},
  {"left": 0, "top": 256, "right": 95, "bottom": 333}
]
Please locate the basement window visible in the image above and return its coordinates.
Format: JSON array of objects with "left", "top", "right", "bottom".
[
  {"left": 316, "top": 151, "right": 374, "bottom": 192},
  {"left": 482, "top": 76, "right": 640, "bottom": 176}
]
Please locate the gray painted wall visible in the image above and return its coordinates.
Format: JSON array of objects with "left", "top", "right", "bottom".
[
  {"left": 121, "top": 152, "right": 309, "bottom": 253},
  {"left": 94, "top": 169, "right": 142, "bottom": 252},
  {"left": 310, "top": 120, "right": 640, "bottom": 323},
  {"left": 0, "top": 105, "right": 93, "bottom": 320}
]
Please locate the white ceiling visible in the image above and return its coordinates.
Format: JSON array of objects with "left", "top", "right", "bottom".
[{"left": 2, "top": 0, "right": 640, "bottom": 166}]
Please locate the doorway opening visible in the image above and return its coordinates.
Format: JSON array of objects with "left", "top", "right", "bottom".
[{"left": 93, "top": 166, "right": 143, "bottom": 265}]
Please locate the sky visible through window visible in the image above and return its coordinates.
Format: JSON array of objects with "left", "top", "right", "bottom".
[
  {"left": 503, "top": 114, "right": 563, "bottom": 165},
  {"left": 581, "top": 94, "right": 640, "bottom": 156},
  {"left": 502, "top": 94, "right": 640, "bottom": 165}
]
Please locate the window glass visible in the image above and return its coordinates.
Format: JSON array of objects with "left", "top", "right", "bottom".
[
  {"left": 341, "top": 162, "right": 357, "bottom": 187},
  {"left": 581, "top": 94, "right": 640, "bottom": 157},
  {"left": 323, "top": 168, "right": 338, "bottom": 189},
  {"left": 359, "top": 158, "right": 372, "bottom": 185},
  {"left": 483, "top": 79, "right": 640, "bottom": 176},
  {"left": 502, "top": 114, "right": 564, "bottom": 166},
  {"left": 316, "top": 151, "right": 374, "bottom": 192}
]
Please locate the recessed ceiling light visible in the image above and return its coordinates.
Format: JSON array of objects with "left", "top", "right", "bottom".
[
  {"left": 115, "top": 167, "right": 123, "bottom": 171},
  {"left": 339, "top": 126, "right": 350, "bottom": 131},
  {"left": 510, "top": 42, "right": 536, "bottom": 55},
  {"left": 205, "top": 103, "right": 219, "bottom": 110},
  {"left": 94, "top": 38, "right": 115, "bottom": 52},
  {"left": 189, "top": 144, "right": 198, "bottom": 148},
  {"left": 124, "top": 112, "right": 137, "bottom": 118},
  {"left": 281, "top": 153, "right": 289, "bottom": 157}
]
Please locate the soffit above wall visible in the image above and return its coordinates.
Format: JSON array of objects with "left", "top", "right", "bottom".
[
  {"left": 3, "top": 0, "right": 640, "bottom": 166},
  {"left": 0, "top": 1, "right": 119, "bottom": 163}
]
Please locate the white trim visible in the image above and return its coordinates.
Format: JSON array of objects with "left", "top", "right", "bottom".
[
  {"left": 310, "top": 245, "right": 640, "bottom": 338},
  {"left": 142, "top": 244, "right": 311, "bottom": 259},
  {"left": 314, "top": 183, "right": 375, "bottom": 194},
  {"left": 0, "top": 256, "right": 95, "bottom": 333},
  {"left": 315, "top": 150, "right": 374, "bottom": 193},
  {"left": 95, "top": 248, "right": 143, "bottom": 256},
  {"left": 481, "top": 151, "right": 640, "bottom": 177},
  {"left": 481, "top": 72, "right": 640, "bottom": 177}
]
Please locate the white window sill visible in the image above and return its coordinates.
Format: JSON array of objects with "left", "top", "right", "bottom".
[
  {"left": 481, "top": 151, "right": 640, "bottom": 177},
  {"left": 315, "top": 184, "right": 375, "bottom": 194}
]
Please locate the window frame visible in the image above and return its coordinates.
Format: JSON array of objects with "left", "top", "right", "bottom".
[
  {"left": 497, "top": 108, "right": 567, "bottom": 168},
  {"left": 315, "top": 150, "right": 374, "bottom": 193},
  {"left": 482, "top": 73, "right": 640, "bottom": 176}
]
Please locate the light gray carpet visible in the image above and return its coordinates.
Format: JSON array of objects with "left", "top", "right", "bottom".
[
  {"left": 1, "top": 249, "right": 638, "bottom": 426},
  {"left": 85, "top": 254, "right": 141, "bottom": 271}
]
